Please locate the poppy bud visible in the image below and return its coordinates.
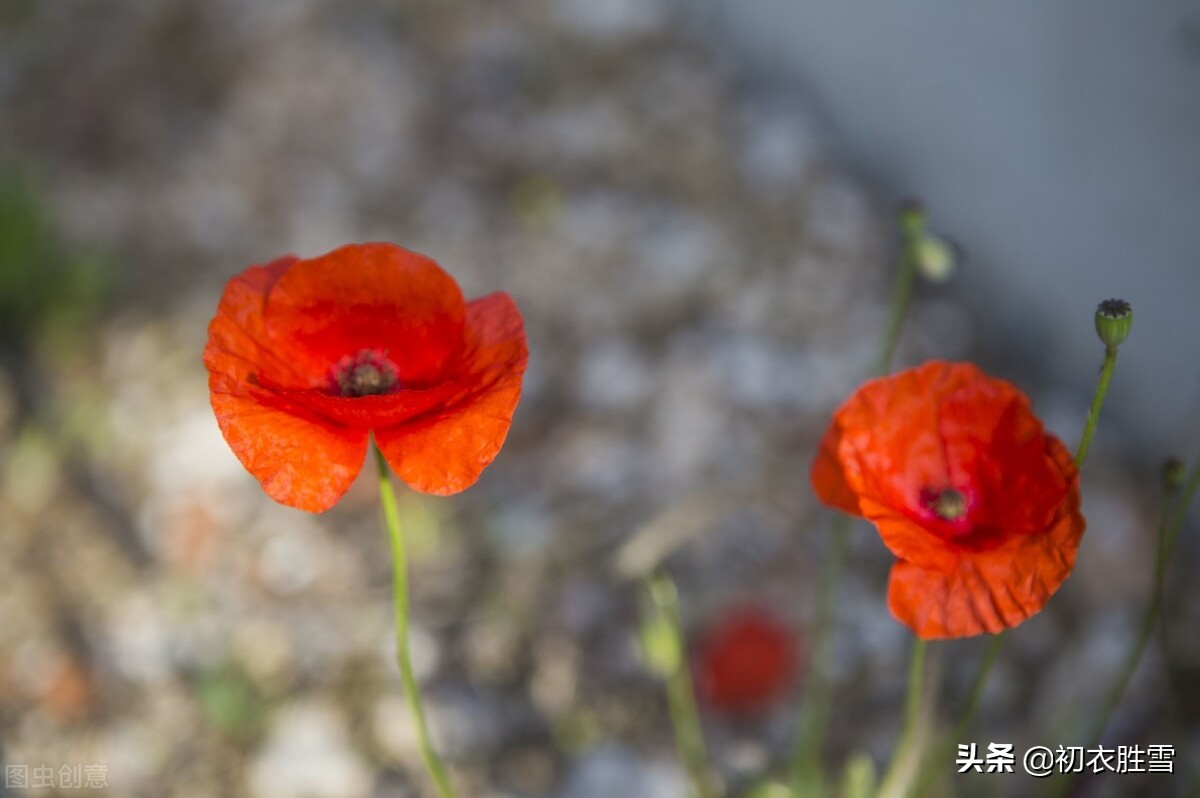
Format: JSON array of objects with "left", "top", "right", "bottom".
[
  {"left": 1162, "top": 457, "right": 1187, "bottom": 492},
  {"left": 912, "top": 232, "right": 958, "bottom": 283},
  {"left": 898, "top": 200, "right": 957, "bottom": 283},
  {"left": 1095, "top": 299, "right": 1132, "bottom": 349}
]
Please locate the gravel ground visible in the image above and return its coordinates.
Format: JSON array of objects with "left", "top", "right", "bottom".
[{"left": 0, "top": 2, "right": 1193, "bottom": 797}]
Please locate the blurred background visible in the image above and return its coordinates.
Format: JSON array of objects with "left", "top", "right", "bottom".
[{"left": 0, "top": 1, "right": 1196, "bottom": 796}]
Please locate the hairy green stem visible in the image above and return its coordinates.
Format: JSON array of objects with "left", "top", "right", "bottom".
[{"left": 375, "top": 443, "right": 458, "bottom": 798}]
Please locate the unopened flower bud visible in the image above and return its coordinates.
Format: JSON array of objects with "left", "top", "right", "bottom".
[
  {"left": 913, "top": 232, "right": 959, "bottom": 283},
  {"left": 1162, "top": 457, "right": 1187, "bottom": 492},
  {"left": 1095, "top": 299, "right": 1132, "bottom": 348}
]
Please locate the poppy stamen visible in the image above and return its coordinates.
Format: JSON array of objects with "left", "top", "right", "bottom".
[
  {"left": 922, "top": 486, "right": 968, "bottom": 522},
  {"left": 332, "top": 349, "right": 399, "bottom": 397}
]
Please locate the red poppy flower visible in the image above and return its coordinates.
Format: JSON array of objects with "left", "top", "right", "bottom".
[
  {"left": 204, "top": 243, "right": 528, "bottom": 512},
  {"left": 811, "top": 360, "right": 1085, "bottom": 639},
  {"left": 694, "top": 605, "right": 797, "bottom": 715}
]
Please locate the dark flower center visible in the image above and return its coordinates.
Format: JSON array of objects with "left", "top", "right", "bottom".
[
  {"left": 331, "top": 349, "right": 399, "bottom": 397},
  {"left": 930, "top": 487, "right": 967, "bottom": 521}
]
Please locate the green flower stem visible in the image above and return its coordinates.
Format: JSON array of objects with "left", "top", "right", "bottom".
[
  {"left": 789, "top": 212, "right": 923, "bottom": 796},
  {"left": 875, "top": 640, "right": 927, "bottom": 797},
  {"left": 1164, "top": 458, "right": 1200, "bottom": 562},
  {"left": 910, "top": 339, "right": 1123, "bottom": 797},
  {"left": 1073, "top": 345, "right": 1118, "bottom": 466},
  {"left": 905, "top": 634, "right": 1003, "bottom": 798},
  {"left": 646, "top": 572, "right": 720, "bottom": 798},
  {"left": 952, "top": 634, "right": 1003, "bottom": 743},
  {"left": 874, "top": 240, "right": 919, "bottom": 379},
  {"left": 374, "top": 443, "right": 458, "bottom": 798},
  {"left": 1049, "top": 458, "right": 1199, "bottom": 797},
  {"left": 789, "top": 515, "right": 850, "bottom": 795},
  {"left": 1083, "top": 492, "right": 1173, "bottom": 741}
]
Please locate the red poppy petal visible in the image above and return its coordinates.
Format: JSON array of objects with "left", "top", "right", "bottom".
[
  {"left": 263, "top": 243, "right": 467, "bottom": 385},
  {"left": 270, "top": 381, "right": 466, "bottom": 430},
  {"left": 862, "top": 498, "right": 961, "bottom": 571},
  {"left": 210, "top": 389, "right": 369, "bottom": 512},
  {"left": 810, "top": 421, "right": 861, "bottom": 515},
  {"left": 204, "top": 256, "right": 306, "bottom": 391},
  {"left": 829, "top": 361, "right": 982, "bottom": 511},
  {"left": 887, "top": 482, "right": 1084, "bottom": 637},
  {"left": 935, "top": 376, "right": 1071, "bottom": 535},
  {"left": 375, "top": 292, "right": 527, "bottom": 495}
]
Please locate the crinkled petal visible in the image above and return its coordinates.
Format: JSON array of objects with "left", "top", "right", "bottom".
[
  {"left": 810, "top": 422, "right": 861, "bottom": 515},
  {"left": 826, "top": 362, "right": 980, "bottom": 512},
  {"left": 204, "top": 256, "right": 304, "bottom": 392},
  {"left": 263, "top": 242, "right": 467, "bottom": 385},
  {"left": 862, "top": 499, "right": 961, "bottom": 572},
  {"left": 376, "top": 292, "right": 527, "bottom": 495},
  {"left": 887, "top": 456, "right": 1084, "bottom": 638},
  {"left": 935, "top": 375, "right": 1071, "bottom": 535},
  {"left": 210, "top": 389, "right": 368, "bottom": 512}
]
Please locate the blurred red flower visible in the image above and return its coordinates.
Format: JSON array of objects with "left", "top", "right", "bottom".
[
  {"left": 204, "top": 243, "right": 527, "bottom": 512},
  {"left": 694, "top": 605, "right": 797, "bottom": 715},
  {"left": 811, "top": 360, "right": 1084, "bottom": 639}
]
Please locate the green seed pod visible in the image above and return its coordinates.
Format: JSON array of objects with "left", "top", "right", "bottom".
[{"left": 1095, "top": 299, "right": 1132, "bottom": 348}]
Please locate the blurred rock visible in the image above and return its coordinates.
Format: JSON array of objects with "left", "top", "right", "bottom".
[
  {"left": 248, "top": 702, "right": 373, "bottom": 798},
  {"left": 560, "top": 745, "right": 688, "bottom": 798}
]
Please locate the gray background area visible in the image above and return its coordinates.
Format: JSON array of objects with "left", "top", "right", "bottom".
[{"left": 693, "top": 0, "right": 1200, "bottom": 458}]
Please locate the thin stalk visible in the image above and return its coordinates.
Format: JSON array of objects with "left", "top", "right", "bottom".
[
  {"left": 375, "top": 443, "right": 458, "bottom": 798},
  {"left": 647, "top": 572, "right": 720, "bottom": 798},
  {"left": 906, "top": 634, "right": 1003, "bottom": 798},
  {"left": 1165, "top": 458, "right": 1200, "bottom": 558},
  {"left": 1073, "top": 345, "right": 1118, "bottom": 466},
  {"left": 874, "top": 244, "right": 919, "bottom": 378},
  {"left": 1049, "top": 459, "right": 1199, "bottom": 797},
  {"left": 789, "top": 515, "right": 850, "bottom": 795},
  {"left": 788, "top": 218, "right": 922, "bottom": 795},
  {"left": 876, "top": 640, "right": 928, "bottom": 797},
  {"left": 917, "top": 341, "right": 1122, "bottom": 797}
]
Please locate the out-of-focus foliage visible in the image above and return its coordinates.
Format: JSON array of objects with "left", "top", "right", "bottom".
[{"left": 0, "top": 167, "right": 112, "bottom": 347}]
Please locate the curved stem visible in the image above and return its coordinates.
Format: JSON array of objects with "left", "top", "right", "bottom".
[
  {"left": 1073, "top": 345, "right": 1118, "bottom": 467},
  {"left": 789, "top": 216, "right": 922, "bottom": 795},
  {"left": 906, "top": 634, "right": 1003, "bottom": 797},
  {"left": 789, "top": 515, "right": 850, "bottom": 794},
  {"left": 876, "top": 640, "right": 928, "bottom": 797},
  {"left": 1164, "top": 458, "right": 1200, "bottom": 559},
  {"left": 646, "top": 572, "right": 720, "bottom": 798},
  {"left": 916, "top": 341, "right": 1122, "bottom": 798},
  {"left": 874, "top": 243, "right": 919, "bottom": 378},
  {"left": 375, "top": 443, "right": 458, "bottom": 798},
  {"left": 952, "top": 634, "right": 1003, "bottom": 742},
  {"left": 1049, "top": 460, "right": 1199, "bottom": 797}
]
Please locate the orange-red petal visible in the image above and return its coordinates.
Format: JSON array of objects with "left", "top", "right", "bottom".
[
  {"left": 204, "top": 256, "right": 305, "bottom": 392},
  {"left": 375, "top": 292, "right": 527, "bottom": 495},
  {"left": 810, "top": 360, "right": 1086, "bottom": 639},
  {"left": 205, "top": 245, "right": 527, "bottom": 508},
  {"left": 810, "top": 422, "right": 861, "bottom": 515},
  {"left": 262, "top": 243, "right": 467, "bottom": 386},
  {"left": 210, "top": 389, "right": 369, "bottom": 512},
  {"left": 887, "top": 449, "right": 1084, "bottom": 638}
]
